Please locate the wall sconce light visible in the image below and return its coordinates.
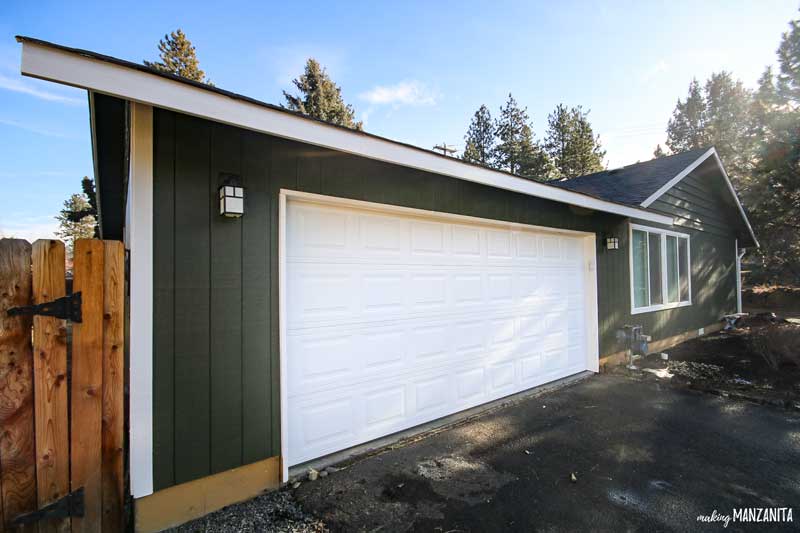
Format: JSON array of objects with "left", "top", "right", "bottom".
[
  {"left": 218, "top": 174, "right": 244, "bottom": 218},
  {"left": 606, "top": 237, "right": 619, "bottom": 250}
]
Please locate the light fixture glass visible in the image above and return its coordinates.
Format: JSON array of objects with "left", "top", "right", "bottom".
[
  {"left": 219, "top": 184, "right": 244, "bottom": 217},
  {"left": 606, "top": 237, "right": 619, "bottom": 250}
]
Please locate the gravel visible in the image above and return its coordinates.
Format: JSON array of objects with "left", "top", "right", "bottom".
[{"left": 168, "top": 489, "right": 328, "bottom": 533}]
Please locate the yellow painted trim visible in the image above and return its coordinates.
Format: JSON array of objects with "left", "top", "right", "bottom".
[
  {"left": 134, "top": 456, "right": 280, "bottom": 532},
  {"left": 599, "top": 322, "right": 724, "bottom": 371}
]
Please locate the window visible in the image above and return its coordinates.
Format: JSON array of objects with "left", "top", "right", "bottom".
[{"left": 630, "top": 224, "right": 691, "bottom": 313}]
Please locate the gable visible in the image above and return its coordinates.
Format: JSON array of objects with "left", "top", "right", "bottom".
[{"left": 645, "top": 157, "right": 756, "bottom": 246}]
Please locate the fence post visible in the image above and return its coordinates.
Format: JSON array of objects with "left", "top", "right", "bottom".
[
  {"left": 71, "top": 240, "right": 105, "bottom": 533},
  {"left": 32, "top": 239, "right": 69, "bottom": 533},
  {"left": 0, "top": 239, "right": 37, "bottom": 532},
  {"left": 101, "top": 241, "right": 124, "bottom": 531}
]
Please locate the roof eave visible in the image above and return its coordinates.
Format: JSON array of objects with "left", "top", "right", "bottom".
[{"left": 17, "top": 37, "right": 673, "bottom": 226}]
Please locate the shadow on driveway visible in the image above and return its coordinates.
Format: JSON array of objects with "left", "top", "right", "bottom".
[{"left": 295, "top": 374, "right": 800, "bottom": 532}]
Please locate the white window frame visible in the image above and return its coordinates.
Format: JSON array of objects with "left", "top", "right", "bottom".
[{"left": 629, "top": 223, "right": 692, "bottom": 315}]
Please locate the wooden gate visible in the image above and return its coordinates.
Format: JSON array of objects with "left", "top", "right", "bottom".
[{"left": 0, "top": 239, "right": 125, "bottom": 532}]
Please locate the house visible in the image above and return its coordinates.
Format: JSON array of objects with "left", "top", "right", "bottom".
[{"left": 16, "top": 37, "right": 757, "bottom": 531}]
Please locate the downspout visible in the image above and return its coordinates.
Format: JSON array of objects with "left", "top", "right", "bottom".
[{"left": 736, "top": 239, "right": 746, "bottom": 314}]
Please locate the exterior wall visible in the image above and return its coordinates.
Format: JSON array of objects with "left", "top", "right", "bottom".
[
  {"left": 150, "top": 108, "right": 738, "bottom": 489},
  {"left": 630, "top": 161, "right": 739, "bottom": 339}
]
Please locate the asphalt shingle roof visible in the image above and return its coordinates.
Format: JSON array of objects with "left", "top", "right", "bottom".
[{"left": 553, "top": 148, "right": 710, "bottom": 206}]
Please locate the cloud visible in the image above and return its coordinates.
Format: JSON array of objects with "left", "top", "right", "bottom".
[
  {"left": 0, "top": 118, "right": 76, "bottom": 139},
  {"left": 639, "top": 60, "right": 669, "bottom": 83},
  {"left": 0, "top": 74, "right": 83, "bottom": 105},
  {"left": 359, "top": 81, "right": 438, "bottom": 106},
  {"left": 0, "top": 217, "right": 59, "bottom": 242}
]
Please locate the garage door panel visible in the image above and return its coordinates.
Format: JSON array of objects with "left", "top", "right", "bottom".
[{"left": 286, "top": 199, "right": 593, "bottom": 466}]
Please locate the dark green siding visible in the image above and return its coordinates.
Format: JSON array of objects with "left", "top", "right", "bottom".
[{"left": 151, "top": 108, "right": 738, "bottom": 489}]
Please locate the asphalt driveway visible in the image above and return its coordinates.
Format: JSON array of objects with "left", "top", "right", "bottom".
[
  {"left": 294, "top": 373, "right": 800, "bottom": 532},
  {"left": 175, "top": 373, "right": 800, "bottom": 532}
]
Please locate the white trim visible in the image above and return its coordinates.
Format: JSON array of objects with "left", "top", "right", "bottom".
[
  {"left": 18, "top": 40, "right": 673, "bottom": 226},
  {"left": 736, "top": 239, "right": 746, "bottom": 314},
  {"left": 640, "top": 148, "right": 716, "bottom": 208},
  {"left": 583, "top": 236, "right": 600, "bottom": 372},
  {"left": 128, "top": 102, "right": 154, "bottom": 498},
  {"left": 629, "top": 223, "right": 693, "bottom": 315},
  {"left": 278, "top": 189, "right": 601, "bottom": 470},
  {"left": 279, "top": 193, "right": 289, "bottom": 483},
  {"left": 640, "top": 147, "right": 758, "bottom": 247}
]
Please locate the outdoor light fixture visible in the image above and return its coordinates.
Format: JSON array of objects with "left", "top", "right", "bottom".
[
  {"left": 218, "top": 174, "right": 244, "bottom": 218},
  {"left": 606, "top": 237, "right": 619, "bottom": 250}
]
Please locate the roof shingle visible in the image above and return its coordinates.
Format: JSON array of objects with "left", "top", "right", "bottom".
[{"left": 553, "top": 148, "right": 710, "bottom": 206}]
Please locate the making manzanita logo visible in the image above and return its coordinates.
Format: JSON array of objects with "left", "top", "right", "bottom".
[{"left": 697, "top": 507, "right": 793, "bottom": 528}]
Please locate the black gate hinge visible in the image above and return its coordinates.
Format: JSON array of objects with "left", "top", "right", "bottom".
[
  {"left": 7, "top": 292, "right": 82, "bottom": 323},
  {"left": 11, "top": 487, "right": 85, "bottom": 526}
]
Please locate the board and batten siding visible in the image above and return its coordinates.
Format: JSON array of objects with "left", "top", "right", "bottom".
[{"left": 150, "top": 108, "right": 738, "bottom": 490}]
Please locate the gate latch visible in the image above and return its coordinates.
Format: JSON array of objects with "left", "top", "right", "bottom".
[
  {"left": 7, "top": 292, "right": 82, "bottom": 323},
  {"left": 11, "top": 487, "right": 85, "bottom": 526}
]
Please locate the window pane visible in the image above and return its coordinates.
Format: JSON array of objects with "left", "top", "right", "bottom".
[
  {"left": 666, "top": 235, "right": 679, "bottom": 303},
  {"left": 648, "top": 233, "right": 663, "bottom": 305},
  {"left": 679, "top": 237, "right": 689, "bottom": 301},
  {"left": 632, "top": 230, "right": 649, "bottom": 308}
]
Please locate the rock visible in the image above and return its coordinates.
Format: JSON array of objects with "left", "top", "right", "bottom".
[
  {"left": 570, "top": 472, "right": 578, "bottom": 483},
  {"left": 319, "top": 470, "right": 328, "bottom": 478},
  {"left": 291, "top": 481, "right": 301, "bottom": 489},
  {"left": 308, "top": 468, "right": 319, "bottom": 481},
  {"left": 325, "top": 466, "right": 339, "bottom": 474}
]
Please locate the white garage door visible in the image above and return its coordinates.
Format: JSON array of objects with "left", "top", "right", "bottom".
[{"left": 285, "top": 197, "right": 595, "bottom": 466}]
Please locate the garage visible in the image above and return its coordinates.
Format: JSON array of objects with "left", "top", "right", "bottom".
[{"left": 284, "top": 193, "right": 598, "bottom": 466}]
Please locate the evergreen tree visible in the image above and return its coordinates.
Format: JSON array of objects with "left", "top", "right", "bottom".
[
  {"left": 751, "top": 67, "right": 780, "bottom": 141},
  {"left": 144, "top": 29, "right": 211, "bottom": 84},
  {"left": 665, "top": 73, "right": 752, "bottom": 189},
  {"left": 62, "top": 177, "right": 100, "bottom": 238},
  {"left": 703, "top": 72, "right": 753, "bottom": 185},
  {"left": 776, "top": 14, "right": 800, "bottom": 103},
  {"left": 56, "top": 193, "right": 96, "bottom": 257},
  {"left": 666, "top": 79, "right": 707, "bottom": 153},
  {"left": 653, "top": 144, "right": 668, "bottom": 158},
  {"left": 747, "top": 15, "right": 800, "bottom": 283},
  {"left": 462, "top": 105, "right": 496, "bottom": 166},
  {"left": 544, "top": 104, "right": 605, "bottom": 179},
  {"left": 493, "top": 94, "right": 553, "bottom": 180},
  {"left": 283, "top": 58, "right": 362, "bottom": 130}
]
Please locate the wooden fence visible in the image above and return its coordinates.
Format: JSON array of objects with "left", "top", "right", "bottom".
[{"left": 0, "top": 239, "right": 125, "bottom": 532}]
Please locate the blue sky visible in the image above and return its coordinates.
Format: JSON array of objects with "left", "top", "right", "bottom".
[{"left": 0, "top": 0, "right": 797, "bottom": 240}]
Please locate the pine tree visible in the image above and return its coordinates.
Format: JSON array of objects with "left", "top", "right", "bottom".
[
  {"left": 61, "top": 177, "right": 100, "bottom": 238},
  {"left": 665, "top": 73, "right": 752, "bottom": 189},
  {"left": 544, "top": 104, "right": 605, "bottom": 179},
  {"left": 283, "top": 58, "right": 362, "bottom": 130},
  {"left": 462, "top": 105, "right": 496, "bottom": 166},
  {"left": 653, "top": 144, "right": 668, "bottom": 158},
  {"left": 56, "top": 193, "right": 96, "bottom": 257},
  {"left": 493, "top": 94, "right": 553, "bottom": 180},
  {"left": 747, "top": 14, "right": 800, "bottom": 283},
  {"left": 144, "top": 29, "right": 211, "bottom": 84},
  {"left": 776, "top": 14, "right": 800, "bottom": 103},
  {"left": 703, "top": 72, "right": 753, "bottom": 185},
  {"left": 666, "top": 79, "right": 707, "bottom": 153}
]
